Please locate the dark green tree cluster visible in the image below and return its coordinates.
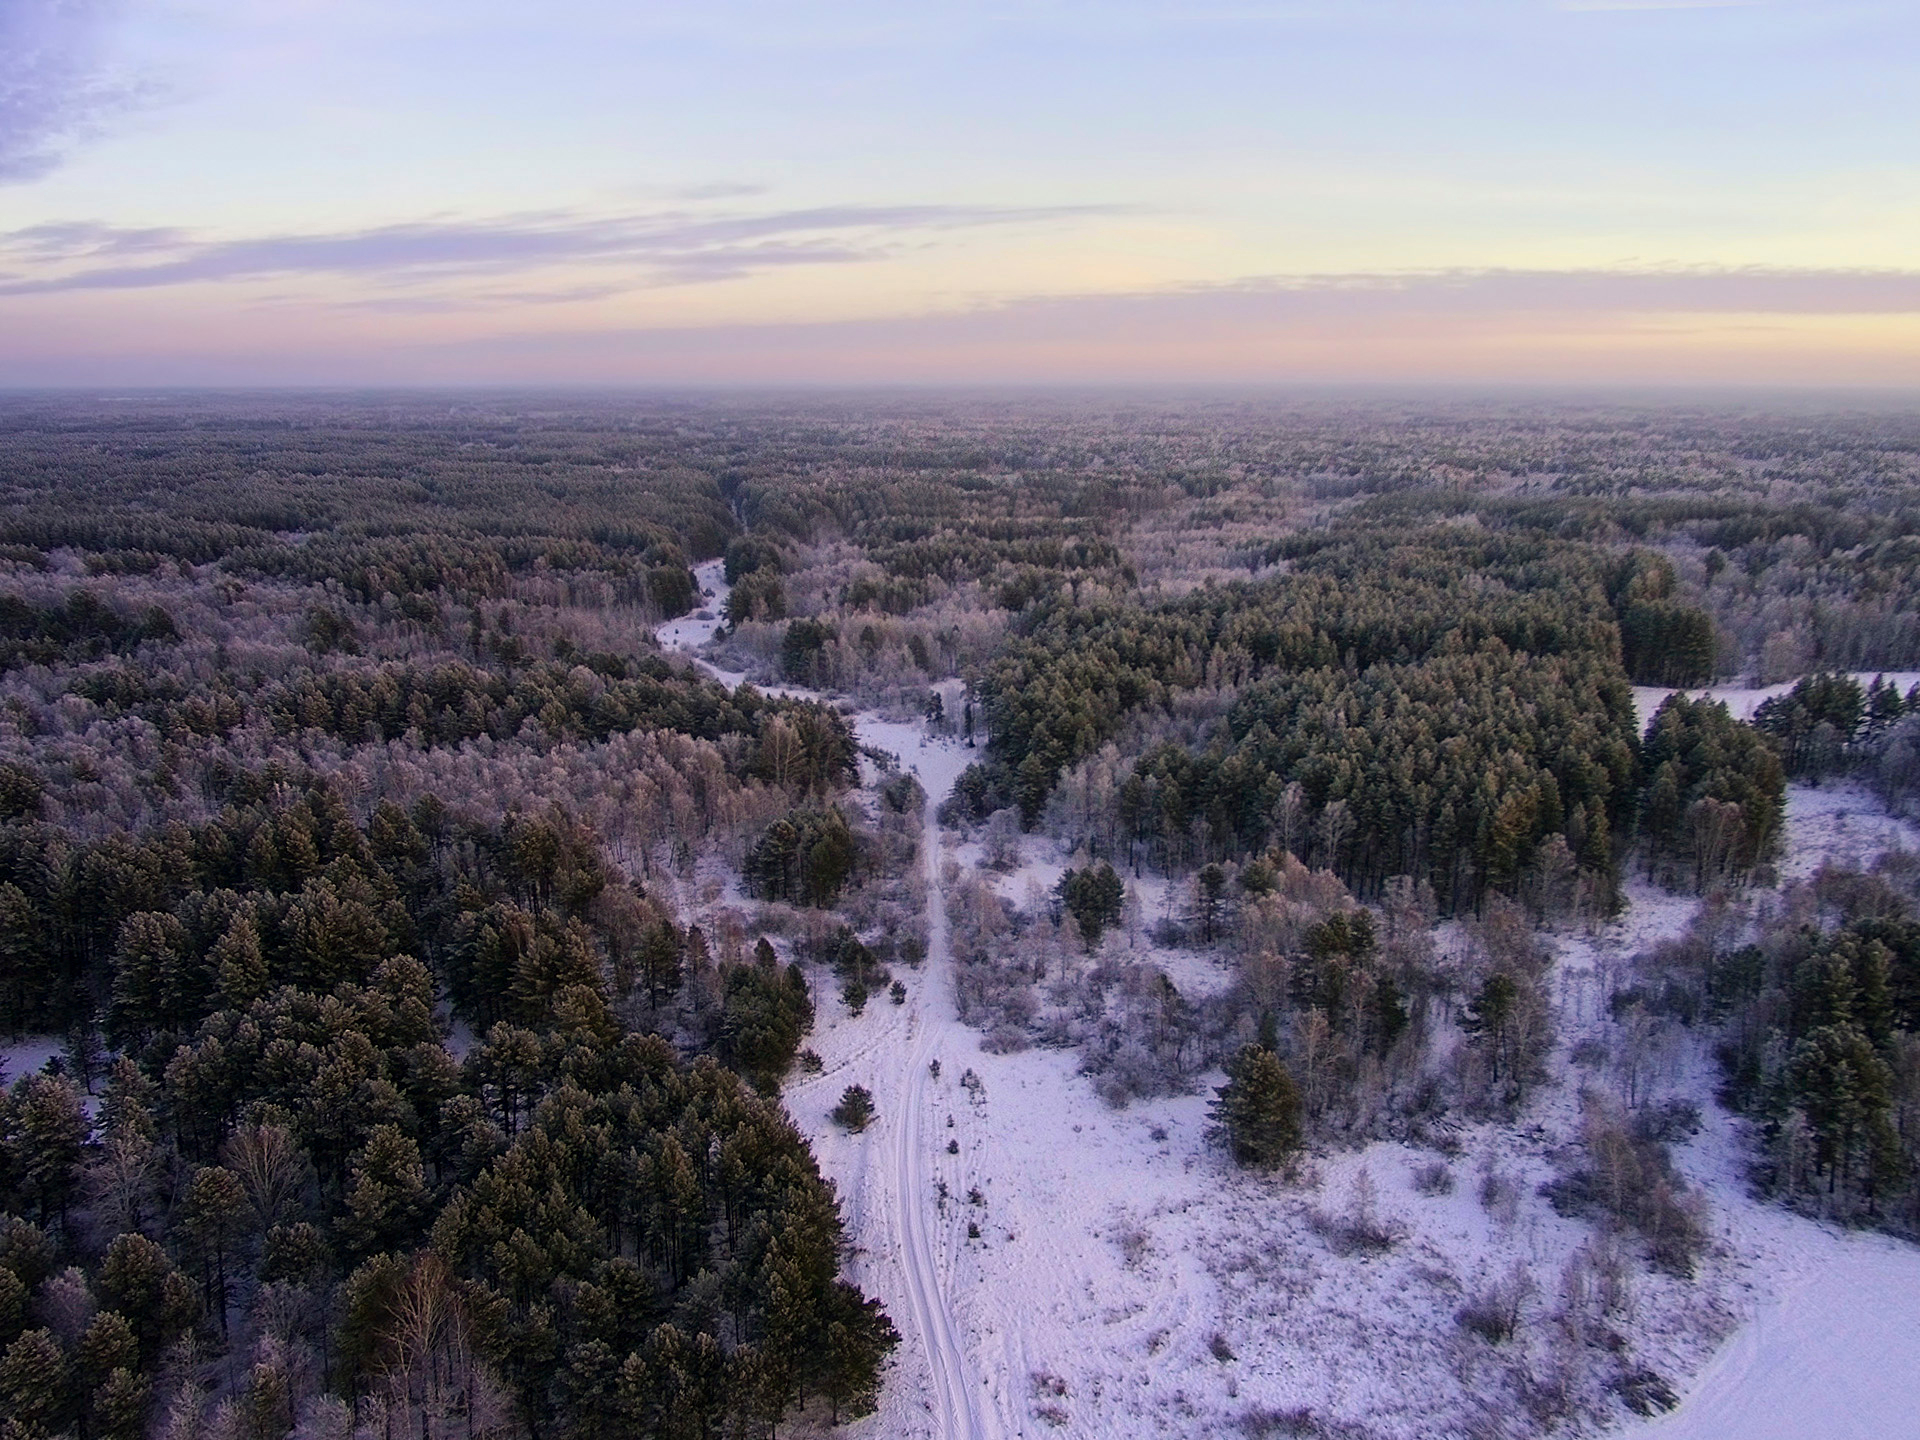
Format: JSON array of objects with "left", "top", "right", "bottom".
[
  {"left": 1294, "top": 911, "right": 1409, "bottom": 1060},
  {"left": 1210, "top": 1045, "right": 1303, "bottom": 1168},
  {"left": 1638, "top": 695, "right": 1786, "bottom": 891},
  {"left": 0, "top": 773, "right": 888, "bottom": 1439},
  {"left": 1056, "top": 864, "right": 1125, "bottom": 948},
  {"left": 1611, "top": 553, "right": 1718, "bottom": 687},
  {"left": 434, "top": 1043, "right": 897, "bottom": 1435},
  {"left": 743, "top": 808, "right": 860, "bottom": 907},
  {"left": 0, "top": 398, "right": 732, "bottom": 600},
  {"left": 1220, "top": 648, "right": 1632, "bottom": 910},
  {"left": 779, "top": 618, "right": 839, "bottom": 686},
  {"left": 1752, "top": 672, "right": 1919, "bottom": 780},
  {"left": 258, "top": 655, "right": 855, "bottom": 779},
  {"left": 0, "top": 779, "right": 640, "bottom": 1039},
  {"left": 1714, "top": 914, "right": 1920, "bottom": 1216},
  {"left": 723, "top": 535, "right": 789, "bottom": 626},
  {"left": 0, "top": 591, "right": 178, "bottom": 674},
  {"left": 718, "top": 942, "right": 816, "bottom": 1093},
  {"left": 728, "top": 456, "right": 1138, "bottom": 620},
  {"left": 959, "top": 527, "right": 1644, "bottom": 911}
]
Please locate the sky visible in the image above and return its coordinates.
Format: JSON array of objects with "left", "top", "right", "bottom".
[{"left": 1, "top": 0, "right": 1917, "bottom": 387}]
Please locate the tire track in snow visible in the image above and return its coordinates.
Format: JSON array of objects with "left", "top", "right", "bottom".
[
  {"left": 894, "top": 765, "right": 992, "bottom": 1440},
  {"left": 662, "top": 573, "right": 987, "bottom": 1436}
]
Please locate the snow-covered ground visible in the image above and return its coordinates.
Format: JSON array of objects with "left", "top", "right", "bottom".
[
  {"left": 658, "top": 581, "right": 1920, "bottom": 1439},
  {"left": 658, "top": 561, "right": 816, "bottom": 699},
  {"left": 0, "top": 1033, "right": 68, "bottom": 1085},
  {"left": 1634, "top": 1220, "right": 1920, "bottom": 1440},
  {"left": 1779, "top": 781, "right": 1917, "bottom": 881},
  {"left": 653, "top": 565, "right": 729, "bottom": 655}
]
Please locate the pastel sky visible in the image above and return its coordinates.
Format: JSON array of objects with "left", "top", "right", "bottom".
[{"left": 2, "top": 0, "right": 1917, "bottom": 386}]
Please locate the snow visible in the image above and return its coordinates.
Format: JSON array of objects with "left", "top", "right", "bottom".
[
  {"left": 2, "top": 1034, "right": 105, "bottom": 1121},
  {"left": 653, "top": 561, "right": 730, "bottom": 654},
  {"left": 0, "top": 1033, "right": 68, "bottom": 1085},
  {"left": 1635, "top": 1226, "right": 1920, "bottom": 1440},
  {"left": 657, "top": 560, "right": 817, "bottom": 699},
  {"left": 444, "top": 1017, "right": 480, "bottom": 1060},
  {"left": 1779, "top": 781, "right": 1917, "bottom": 881},
  {"left": 657, "top": 568, "right": 1920, "bottom": 1440}
]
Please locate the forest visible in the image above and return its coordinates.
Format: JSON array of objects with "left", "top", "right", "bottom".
[
  {"left": 0, "top": 397, "right": 893, "bottom": 1440},
  {"left": 4, "top": 393, "right": 1920, "bottom": 1438}
]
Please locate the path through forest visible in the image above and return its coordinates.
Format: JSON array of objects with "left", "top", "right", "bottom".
[{"left": 660, "top": 563, "right": 992, "bottom": 1439}]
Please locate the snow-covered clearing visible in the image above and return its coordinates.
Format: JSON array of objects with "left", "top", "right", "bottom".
[
  {"left": 658, "top": 580, "right": 1920, "bottom": 1439},
  {"left": 0, "top": 1032, "right": 68, "bottom": 1083},
  {"left": 1779, "top": 781, "right": 1918, "bottom": 882}
]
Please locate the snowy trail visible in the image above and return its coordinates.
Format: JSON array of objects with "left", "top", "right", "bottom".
[
  {"left": 660, "top": 563, "right": 989, "bottom": 1438},
  {"left": 889, "top": 789, "right": 992, "bottom": 1440}
]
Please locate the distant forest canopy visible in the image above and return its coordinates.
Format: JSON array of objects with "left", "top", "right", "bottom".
[
  {"left": 2, "top": 394, "right": 1920, "bottom": 1436},
  {"left": 0, "top": 394, "right": 733, "bottom": 607}
]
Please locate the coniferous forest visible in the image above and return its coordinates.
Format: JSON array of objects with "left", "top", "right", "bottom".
[{"left": 4, "top": 393, "right": 1920, "bottom": 1438}]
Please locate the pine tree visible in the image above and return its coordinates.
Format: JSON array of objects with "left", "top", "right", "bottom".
[
  {"left": 639, "top": 921, "right": 684, "bottom": 1008},
  {"left": 1057, "top": 863, "right": 1125, "bottom": 949},
  {"left": 1464, "top": 972, "right": 1520, "bottom": 1082},
  {"left": 92, "top": 1367, "right": 149, "bottom": 1440},
  {"left": 831, "top": 1085, "right": 875, "bottom": 1133},
  {"left": 342, "top": 1126, "right": 431, "bottom": 1258},
  {"left": 0, "top": 1328, "right": 72, "bottom": 1436},
  {"left": 210, "top": 910, "right": 267, "bottom": 1009},
  {"left": 1788, "top": 1022, "right": 1900, "bottom": 1203},
  {"left": 818, "top": 1281, "right": 899, "bottom": 1422},
  {"left": 76, "top": 1309, "right": 138, "bottom": 1390},
  {"left": 0, "top": 884, "right": 42, "bottom": 1035},
  {"left": 1210, "top": 1045, "right": 1302, "bottom": 1168},
  {"left": 1196, "top": 864, "right": 1227, "bottom": 943},
  {"left": 97, "top": 1233, "right": 198, "bottom": 1364},
  {"left": 178, "top": 1166, "right": 247, "bottom": 1336},
  {"left": 0, "top": 1269, "right": 25, "bottom": 1349},
  {"left": 8, "top": 1074, "right": 87, "bottom": 1228}
]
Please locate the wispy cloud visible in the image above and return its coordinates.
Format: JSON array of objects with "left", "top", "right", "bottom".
[
  {"left": 9, "top": 262, "right": 1919, "bottom": 388},
  {"left": 362, "top": 266, "right": 1920, "bottom": 384},
  {"left": 0, "top": 202, "right": 1125, "bottom": 295},
  {"left": 434, "top": 264, "right": 1920, "bottom": 372},
  {"left": 0, "top": 0, "right": 133, "bottom": 182},
  {"left": 1205, "top": 266, "right": 1920, "bottom": 314}
]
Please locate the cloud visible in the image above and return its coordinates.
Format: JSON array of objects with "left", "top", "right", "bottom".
[
  {"left": 1203, "top": 266, "right": 1920, "bottom": 314},
  {"left": 0, "top": 0, "right": 131, "bottom": 182},
  {"left": 402, "top": 265, "right": 1920, "bottom": 384},
  {"left": 0, "top": 202, "right": 1126, "bottom": 295},
  {"left": 7, "top": 258, "right": 1917, "bottom": 388}
]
